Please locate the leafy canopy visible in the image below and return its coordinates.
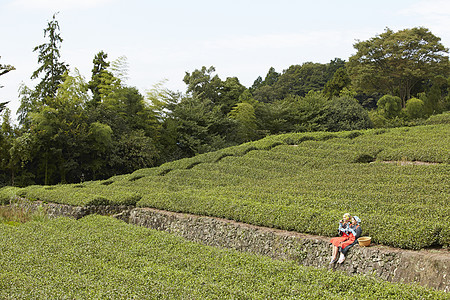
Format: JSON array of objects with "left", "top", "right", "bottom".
[{"left": 348, "top": 27, "right": 449, "bottom": 107}]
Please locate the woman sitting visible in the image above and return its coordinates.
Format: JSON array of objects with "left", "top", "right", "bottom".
[{"left": 329, "top": 216, "right": 362, "bottom": 264}]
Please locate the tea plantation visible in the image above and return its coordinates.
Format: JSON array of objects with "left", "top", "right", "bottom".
[
  {"left": 1, "top": 124, "right": 449, "bottom": 250},
  {"left": 0, "top": 215, "right": 447, "bottom": 299}
]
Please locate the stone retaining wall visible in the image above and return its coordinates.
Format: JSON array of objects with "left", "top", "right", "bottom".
[
  {"left": 12, "top": 200, "right": 449, "bottom": 292},
  {"left": 11, "top": 199, "right": 133, "bottom": 220}
]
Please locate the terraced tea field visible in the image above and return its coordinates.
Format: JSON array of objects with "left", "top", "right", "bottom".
[{"left": 2, "top": 124, "right": 449, "bottom": 250}]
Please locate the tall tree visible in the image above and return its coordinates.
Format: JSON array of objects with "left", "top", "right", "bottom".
[
  {"left": 88, "top": 51, "right": 112, "bottom": 105},
  {"left": 348, "top": 27, "right": 449, "bottom": 107},
  {"left": 31, "top": 13, "right": 69, "bottom": 105}
]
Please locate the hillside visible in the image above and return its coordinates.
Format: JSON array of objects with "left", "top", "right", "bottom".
[{"left": 1, "top": 123, "right": 449, "bottom": 250}]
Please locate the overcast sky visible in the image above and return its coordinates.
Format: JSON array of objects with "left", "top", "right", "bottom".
[{"left": 1, "top": 0, "right": 450, "bottom": 121}]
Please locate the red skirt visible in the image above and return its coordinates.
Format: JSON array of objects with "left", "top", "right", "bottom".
[{"left": 330, "top": 233, "right": 355, "bottom": 249}]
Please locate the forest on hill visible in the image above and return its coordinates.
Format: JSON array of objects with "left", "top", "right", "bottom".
[{"left": 0, "top": 14, "right": 449, "bottom": 186}]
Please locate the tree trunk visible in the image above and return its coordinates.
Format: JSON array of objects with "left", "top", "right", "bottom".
[
  {"left": 44, "top": 155, "right": 48, "bottom": 185},
  {"left": 10, "top": 169, "right": 15, "bottom": 186}
]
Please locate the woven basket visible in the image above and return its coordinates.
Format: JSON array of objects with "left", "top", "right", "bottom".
[{"left": 358, "top": 236, "right": 371, "bottom": 247}]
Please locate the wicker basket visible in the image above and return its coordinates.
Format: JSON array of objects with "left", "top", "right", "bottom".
[{"left": 358, "top": 236, "right": 371, "bottom": 247}]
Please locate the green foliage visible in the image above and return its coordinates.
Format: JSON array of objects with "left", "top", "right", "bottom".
[
  {"left": 0, "top": 57, "right": 15, "bottom": 78},
  {"left": 0, "top": 215, "right": 446, "bottom": 298},
  {"left": 348, "top": 27, "right": 449, "bottom": 107},
  {"left": 323, "top": 67, "right": 351, "bottom": 99},
  {"left": 183, "top": 66, "right": 246, "bottom": 115},
  {"left": 274, "top": 62, "right": 330, "bottom": 98},
  {"left": 377, "top": 95, "right": 402, "bottom": 118},
  {"left": 87, "top": 50, "right": 112, "bottom": 105},
  {"left": 405, "top": 97, "right": 425, "bottom": 119},
  {"left": 253, "top": 61, "right": 343, "bottom": 103},
  {"left": 109, "top": 130, "right": 159, "bottom": 175},
  {"left": 27, "top": 71, "right": 91, "bottom": 184},
  {"left": 325, "top": 96, "right": 373, "bottom": 132},
  {"left": 169, "top": 95, "right": 234, "bottom": 157},
  {"left": 110, "top": 55, "right": 129, "bottom": 83},
  {"left": 424, "top": 111, "right": 450, "bottom": 125},
  {"left": 228, "top": 102, "right": 258, "bottom": 143},
  {"left": 31, "top": 13, "right": 69, "bottom": 104},
  {"left": 183, "top": 66, "right": 223, "bottom": 103},
  {"left": 0, "top": 186, "right": 21, "bottom": 205}
]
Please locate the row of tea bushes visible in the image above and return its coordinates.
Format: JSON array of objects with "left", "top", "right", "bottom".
[
  {"left": 15, "top": 184, "right": 141, "bottom": 206},
  {"left": 0, "top": 215, "right": 447, "bottom": 299}
]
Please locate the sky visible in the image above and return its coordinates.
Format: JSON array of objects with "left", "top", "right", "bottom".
[{"left": 1, "top": 0, "right": 450, "bottom": 121}]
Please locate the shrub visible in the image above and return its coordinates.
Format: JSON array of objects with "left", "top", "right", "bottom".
[
  {"left": 377, "top": 95, "right": 402, "bottom": 118},
  {"left": 405, "top": 97, "right": 425, "bottom": 119}
]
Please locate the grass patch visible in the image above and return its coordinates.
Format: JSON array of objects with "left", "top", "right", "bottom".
[{"left": 0, "top": 205, "right": 48, "bottom": 225}]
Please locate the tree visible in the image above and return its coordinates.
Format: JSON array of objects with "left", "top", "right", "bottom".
[
  {"left": 183, "top": 66, "right": 246, "bottom": 115},
  {"left": 325, "top": 96, "right": 373, "bottom": 132},
  {"left": 29, "top": 70, "right": 90, "bottom": 184},
  {"left": 253, "top": 62, "right": 336, "bottom": 103},
  {"left": 85, "top": 121, "right": 113, "bottom": 180},
  {"left": 326, "top": 58, "right": 346, "bottom": 79},
  {"left": 183, "top": 66, "right": 222, "bottom": 103},
  {"left": 88, "top": 51, "right": 112, "bottom": 105},
  {"left": 17, "top": 84, "right": 37, "bottom": 129},
  {"left": 263, "top": 67, "right": 280, "bottom": 86},
  {"left": 0, "top": 108, "right": 14, "bottom": 185},
  {"left": 108, "top": 130, "right": 158, "bottom": 175},
  {"left": 105, "top": 86, "right": 160, "bottom": 137},
  {"left": 348, "top": 27, "right": 449, "bottom": 107},
  {"left": 288, "top": 92, "right": 329, "bottom": 132},
  {"left": 0, "top": 57, "right": 15, "bottom": 78},
  {"left": 323, "top": 67, "right": 351, "bottom": 99},
  {"left": 169, "top": 96, "right": 233, "bottom": 157},
  {"left": 228, "top": 102, "right": 257, "bottom": 143},
  {"left": 218, "top": 77, "right": 246, "bottom": 114},
  {"left": 377, "top": 95, "right": 402, "bottom": 119},
  {"left": 31, "top": 13, "right": 69, "bottom": 105},
  {"left": 0, "top": 102, "right": 6, "bottom": 114},
  {"left": 251, "top": 67, "right": 280, "bottom": 103},
  {"left": 250, "top": 76, "right": 263, "bottom": 93},
  {"left": 405, "top": 98, "right": 425, "bottom": 119}
]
